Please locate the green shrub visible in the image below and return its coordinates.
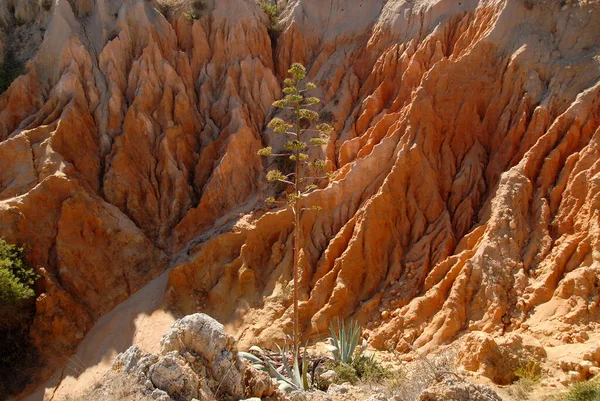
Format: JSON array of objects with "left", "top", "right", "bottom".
[
  {"left": 352, "top": 354, "right": 391, "bottom": 383},
  {"left": 509, "top": 359, "right": 542, "bottom": 400},
  {"left": 259, "top": 0, "right": 281, "bottom": 40},
  {"left": 0, "top": 239, "right": 38, "bottom": 397},
  {"left": 514, "top": 358, "right": 542, "bottom": 382},
  {"left": 0, "top": 51, "right": 25, "bottom": 95},
  {"left": 259, "top": 1, "right": 278, "bottom": 22},
  {"left": 323, "top": 354, "right": 390, "bottom": 387},
  {"left": 0, "top": 238, "right": 37, "bottom": 305},
  {"left": 558, "top": 380, "right": 600, "bottom": 401},
  {"left": 333, "top": 362, "right": 358, "bottom": 385}
]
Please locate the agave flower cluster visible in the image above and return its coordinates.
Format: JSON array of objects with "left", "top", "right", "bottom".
[
  {"left": 258, "top": 62, "right": 333, "bottom": 209},
  {"left": 258, "top": 63, "right": 333, "bottom": 356}
]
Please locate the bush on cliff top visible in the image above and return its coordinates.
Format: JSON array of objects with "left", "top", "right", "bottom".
[
  {"left": 259, "top": 0, "right": 281, "bottom": 40},
  {"left": 0, "top": 238, "right": 37, "bottom": 306},
  {"left": 0, "top": 238, "right": 38, "bottom": 397}
]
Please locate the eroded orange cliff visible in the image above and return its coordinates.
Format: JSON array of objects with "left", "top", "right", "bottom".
[{"left": 1, "top": 0, "right": 599, "bottom": 395}]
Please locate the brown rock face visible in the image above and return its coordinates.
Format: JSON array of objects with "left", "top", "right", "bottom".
[
  {"left": 1, "top": 0, "right": 600, "bottom": 394},
  {"left": 167, "top": 0, "right": 600, "bottom": 356},
  {"left": 457, "top": 332, "right": 546, "bottom": 384}
]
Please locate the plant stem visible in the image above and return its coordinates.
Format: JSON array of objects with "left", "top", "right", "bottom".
[{"left": 292, "top": 96, "right": 301, "bottom": 359}]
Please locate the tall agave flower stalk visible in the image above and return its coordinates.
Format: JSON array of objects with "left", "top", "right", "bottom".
[{"left": 258, "top": 63, "right": 333, "bottom": 357}]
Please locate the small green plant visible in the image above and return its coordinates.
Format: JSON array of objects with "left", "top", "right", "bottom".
[
  {"left": 509, "top": 359, "right": 542, "bottom": 399},
  {"left": 332, "top": 362, "right": 358, "bottom": 385},
  {"left": 515, "top": 358, "right": 542, "bottom": 382},
  {"left": 327, "top": 318, "right": 362, "bottom": 364},
  {"left": 351, "top": 354, "right": 391, "bottom": 383},
  {"left": 39, "top": 0, "right": 52, "bottom": 11},
  {"left": 556, "top": 379, "right": 600, "bottom": 401}
]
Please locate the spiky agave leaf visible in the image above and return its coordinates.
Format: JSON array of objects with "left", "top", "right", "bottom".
[
  {"left": 302, "top": 345, "right": 310, "bottom": 390},
  {"left": 245, "top": 344, "right": 298, "bottom": 392},
  {"left": 239, "top": 351, "right": 262, "bottom": 364},
  {"left": 328, "top": 318, "right": 362, "bottom": 363},
  {"left": 248, "top": 345, "right": 266, "bottom": 354},
  {"left": 239, "top": 351, "right": 270, "bottom": 373}
]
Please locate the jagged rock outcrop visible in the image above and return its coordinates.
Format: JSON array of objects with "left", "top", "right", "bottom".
[
  {"left": 418, "top": 379, "right": 502, "bottom": 401},
  {"left": 87, "top": 314, "right": 282, "bottom": 401},
  {"left": 0, "top": 0, "right": 599, "bottom": 397},
  {"left": 165, "top": 0, "right": 600, "bottom": 358},
  {"left": 456, "top": 332, "right": 547, "bottom": 384}
]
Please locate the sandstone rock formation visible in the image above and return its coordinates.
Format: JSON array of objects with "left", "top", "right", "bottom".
[
  {"left": 0, "top": 0, "right": 599, "bottom": 396},
  {"left": 86, "top": 313, "right": 282, "bottom": 401},
  {"left": 456, "top": 332, "right": 546, "bottom": 384},
  {"left": 81, "top": 314, "right": 503, "bottom": 401},
  {"left": 165, "top": 0, "right": 600, "bottom": 363},
  {"left": 418, "top": 379, "right": 502, "bottom": 401}
]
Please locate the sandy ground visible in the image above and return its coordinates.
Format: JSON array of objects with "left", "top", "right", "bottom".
[{"left": 23, "top": 271, "right": 176, "bottom": 401}]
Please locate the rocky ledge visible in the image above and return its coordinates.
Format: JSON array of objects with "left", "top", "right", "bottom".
[
  {"left": 85, "top": 313, "right": 503, "bottom": 401},
  {"left": 87, "top": 313, "right": 284, "bottom": 401}
]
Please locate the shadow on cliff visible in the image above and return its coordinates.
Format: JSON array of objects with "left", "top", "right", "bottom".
[{"left": 22, "top": 271, "right": 176, "bottom": 401}]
